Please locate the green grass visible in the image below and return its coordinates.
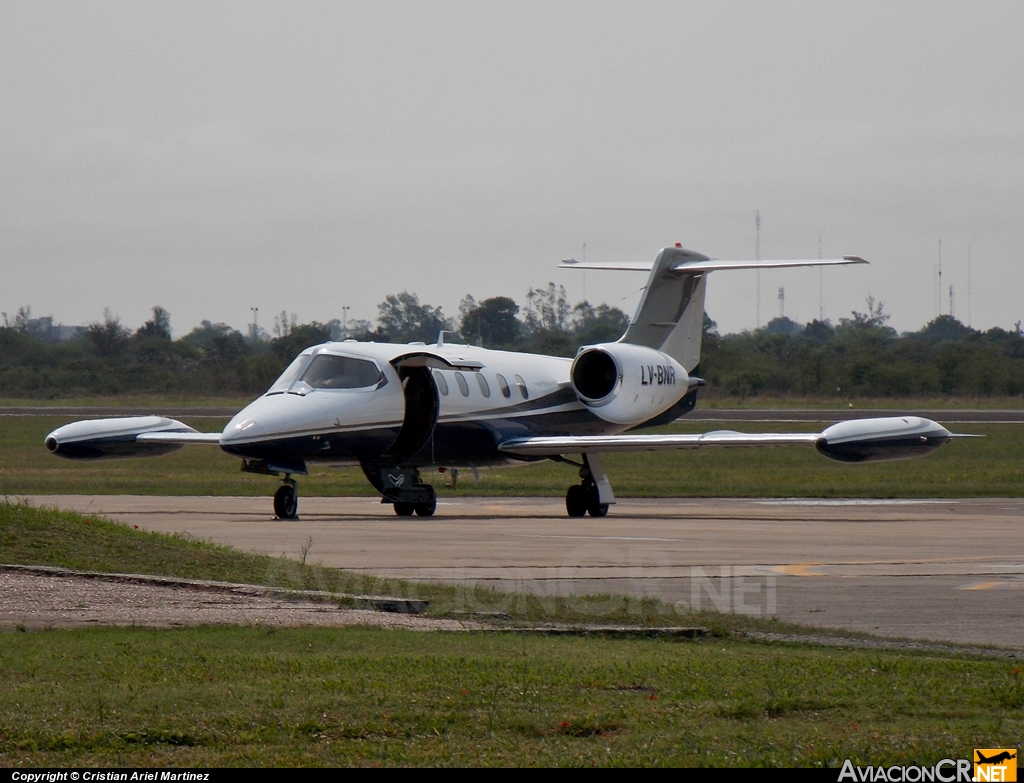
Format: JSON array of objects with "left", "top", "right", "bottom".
[
  {"left": 0, "top": 394, "right": 251, "bottom": 408},
  {"left": 3, "top": 414, "right": 1022, "bottom": 497},
  {"left": 696, "top": 391, "right": 1024, "bottom": 409},
  {"left": 1, "top": 626, "right": 1022, "bottom": 766}
]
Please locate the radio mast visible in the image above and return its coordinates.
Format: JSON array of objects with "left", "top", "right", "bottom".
[
  {"left": 756, "top": 210, "right": 761, "bottom": 328},
  {"left": 818, "top": 234, "right": 824, "bottom": 322}
]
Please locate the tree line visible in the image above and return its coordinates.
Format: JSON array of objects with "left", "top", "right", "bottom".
[
  {"left": 0, "top": 285, "right": 628, "bottom": 398},
  {"left": 2, "top": 292, "right": 1022, "bottom": 399}
]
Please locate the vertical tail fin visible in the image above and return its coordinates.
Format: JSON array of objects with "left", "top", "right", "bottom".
[
  {"left": 561, "top": 248, "right": 867, "bottom": 374},
  {"left": 619, "top": 247, "right": 709, "bottom": 373}
]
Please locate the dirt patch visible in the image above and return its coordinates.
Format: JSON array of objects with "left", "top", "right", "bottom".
[{"left": 0, "top": 570, "right": 475, "bottom": 631}]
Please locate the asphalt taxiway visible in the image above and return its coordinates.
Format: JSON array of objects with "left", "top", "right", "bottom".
[{"left": 26, "top": 495, "right": 1024, "bottom": 649}]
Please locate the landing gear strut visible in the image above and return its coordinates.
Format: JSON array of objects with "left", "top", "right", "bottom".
[
  {"left": 273, "top": 477, "right": 299, "bottom": 520},
  {"left": 564, "top": 454, "right": 613, "bottom": 518}
]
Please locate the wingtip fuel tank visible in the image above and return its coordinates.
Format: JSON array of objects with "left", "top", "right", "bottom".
[
  {"left": 44, "top": 416, "right": 201, "bottom": 460},
  {"left": 815, "top": 416, "right": 952, "bottom": 463}
]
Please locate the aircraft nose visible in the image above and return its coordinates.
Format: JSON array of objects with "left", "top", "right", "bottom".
[
  {"left": 220, "top": 392, "right": 328, "bottom": 449},
  {"left": 221, "top": 402, "right": 269, "bottom": 445}
]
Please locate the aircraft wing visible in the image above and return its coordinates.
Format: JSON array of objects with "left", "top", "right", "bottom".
[
  {"left": 499, "top": 417, "right": 953, "bottom": 464},
  {"left": 136, "top": 431, "right": 222, "bottom": 445},
  {"left": 499, "top": 431, "right": 820, "bottom": 455}
]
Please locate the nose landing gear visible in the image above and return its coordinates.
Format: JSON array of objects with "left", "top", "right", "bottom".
[
  {"left": 273, "top": 477, "right": 299, "bottom": 520},
  {"left": 241, "top": 459, "right": 307, "bottom": 521}
]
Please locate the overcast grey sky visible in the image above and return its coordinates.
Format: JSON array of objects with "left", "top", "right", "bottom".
[{"left": 2, "top": 0, "right": 1022, "bottom": 338}]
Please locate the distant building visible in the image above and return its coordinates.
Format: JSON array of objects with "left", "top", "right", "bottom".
[{"left": 22, "top": 316, "right": 86, "bottom": 342}]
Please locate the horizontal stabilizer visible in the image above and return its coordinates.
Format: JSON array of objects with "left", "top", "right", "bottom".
[
  {"left": 672, "top": 256, "right": 867, "bottom": 273},
  {"left": 560, "top": 256, "right": 867, "bottom": 273},
  {"left": 559, "top": 260, "right": 654, "bottom": 271}
]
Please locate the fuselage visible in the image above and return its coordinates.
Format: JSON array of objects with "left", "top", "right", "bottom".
[{"left": 218, "top": 340, "right": 629, "bottom": 469}]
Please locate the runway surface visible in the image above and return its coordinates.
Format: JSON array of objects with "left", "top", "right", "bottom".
[{"left": 27, "top": 495, "right": 1024, "bottom": 649}]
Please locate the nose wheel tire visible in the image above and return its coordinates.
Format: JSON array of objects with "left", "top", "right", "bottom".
[
  {"left": 273, "top": 483, "right": 299, "bottom": 520},
  {"left": 394, "top": 502, "right": 415, "bottom": 516}
]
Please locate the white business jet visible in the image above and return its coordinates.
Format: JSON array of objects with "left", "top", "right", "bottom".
[{"left": 45, "top": 245, "right": 954, "bottom": 519}]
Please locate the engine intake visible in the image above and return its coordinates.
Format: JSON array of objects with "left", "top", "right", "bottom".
[{"left": 572, "top": 349, "right": 619, "bottom": 402}]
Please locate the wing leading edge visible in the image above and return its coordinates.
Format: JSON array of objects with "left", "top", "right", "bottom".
[{"left": 499, "top": 431, "right": 820, "bottom": 455}]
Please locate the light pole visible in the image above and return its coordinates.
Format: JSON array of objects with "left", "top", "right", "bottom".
[{"left": 341, "top": 306, "right": 350, "bottom": 338}]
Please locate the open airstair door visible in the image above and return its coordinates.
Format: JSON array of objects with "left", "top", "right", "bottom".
[{"left": 381, "top": 355, "right": 441, "bottom": 465}]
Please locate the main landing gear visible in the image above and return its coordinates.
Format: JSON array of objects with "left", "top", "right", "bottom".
[
  {"left": 273, "top": 476, "right": 299, "bottom": 520},
  {"left": 563, "top": 454, "right": 614, "bottom": 518},
  {"left": 565, "top": 481, "right": 608, "bottom": 518},
  {"left": 373, "top": 466, "right": 437, "bottom": 517},
  {"left": 392, "top": 484, "right": 436, "bottom": 518}
]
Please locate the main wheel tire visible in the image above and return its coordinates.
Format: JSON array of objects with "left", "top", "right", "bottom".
[
  {"left": 585, "top": 484, "right": 608, "bottom": 517},
  {"left": 394, "top": 502, "right": 416, "bottom": 516},
  {"left": 566, "top": 484, "right": 587, "bottom": 517},
  {"left": 411, "top": 485, "right": 436, "bottom": 515},
  {"left": 273, "top": 484, "right": 298, "bottom": 520}
]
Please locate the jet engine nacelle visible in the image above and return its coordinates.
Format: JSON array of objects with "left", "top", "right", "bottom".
[
  {"left": 570, "top": 343, "right": 689, "bottom": 426},
  {"left": 44, "top": 416, "right": 200, "bottom": 460}
]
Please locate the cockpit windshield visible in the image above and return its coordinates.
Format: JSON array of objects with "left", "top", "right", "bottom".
[
  {"left": 265, "top": 354, "right": 314, "bottom": 395},
  {"left": 299, "top": 354, "right": 384, "bottom": 390},
  {"left": 264, "top": 353, "right": 384, "bottom": 395}
]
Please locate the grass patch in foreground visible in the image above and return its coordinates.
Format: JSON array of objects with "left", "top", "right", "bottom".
[{"left": 1, "top": 625, "right": 1022, "bottom": 766}]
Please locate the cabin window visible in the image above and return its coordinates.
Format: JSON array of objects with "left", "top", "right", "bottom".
[
  {"left": 299, "top": 354, "right": 383, "bottom": 389},
  {"left": 496, "top": 373, "right": 511, "bottom": 398},
  {"left": 455, "top": 371, "right": 470, "bottom": 396},
  {"left": 476, "top": 373, "right": 491, "bottom": 397},
  {"left": 433, "top": 370, "right": 449, "bottom": 396},
  {"left": 514, "top": 374, "right": 529, "bottom": 399}
]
